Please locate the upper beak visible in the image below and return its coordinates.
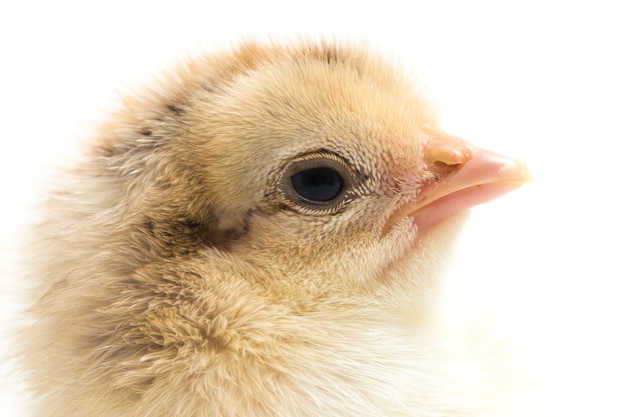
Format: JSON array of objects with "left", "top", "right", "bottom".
[{"left": 406, "top": 133, "right": 532, "bottom": 232}]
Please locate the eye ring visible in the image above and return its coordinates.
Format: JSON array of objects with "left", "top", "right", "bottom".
[{"left": 280, "top": 153, "right": 355, "bottom": 212}]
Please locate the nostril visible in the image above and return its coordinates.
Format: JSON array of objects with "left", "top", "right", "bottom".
[
  {"left": 432, "top": 160, "right": 461, "bottom": 176},
  {"left": 427, "top": 145, "right": 468, "bottom": 177},
  {"left": 424, "top": 135, "right": 471, "bottom": 178},
  {"left": 428, "top": 143, "right": 468, "bottom": 166}
]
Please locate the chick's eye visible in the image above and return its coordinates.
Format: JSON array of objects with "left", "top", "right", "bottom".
[
  {"left": 280, "top": 155, "right": 355, "bottom": 212},
  {"left": 291, "top": 167, "right": 344, "bottom": 202}
]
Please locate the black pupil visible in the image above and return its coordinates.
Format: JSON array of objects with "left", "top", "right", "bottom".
[{"left": 291, "top": 167, "right": 344, "bottom": 202}]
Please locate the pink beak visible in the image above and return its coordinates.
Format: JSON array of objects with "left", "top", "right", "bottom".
[{"left": 410, "top": 133, "right": 532, "bottom": 232}]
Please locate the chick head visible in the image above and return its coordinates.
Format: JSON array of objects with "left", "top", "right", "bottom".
[
  {"left": 99, "top": 41, "right": 527, "bottom": 310},
  {"left": 23, "top": 40, "right": 530, "bottom": 417}
]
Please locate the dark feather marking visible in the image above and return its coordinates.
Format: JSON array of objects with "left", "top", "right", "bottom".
[{"left": 166, "top": 104, "right": 183, "bottom": 115}]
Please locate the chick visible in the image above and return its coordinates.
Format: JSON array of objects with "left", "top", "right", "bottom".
[{"left": 20, "top": 40, "right": 531, "bottom": 417}]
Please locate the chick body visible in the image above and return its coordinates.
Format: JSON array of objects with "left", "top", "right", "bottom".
[{"left": 20, "top": 41, "right": 529, "bottom": 417}]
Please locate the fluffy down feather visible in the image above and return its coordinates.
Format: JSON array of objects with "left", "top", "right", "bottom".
[{"left": 19, "top": 40, "right": 530, "bottom": 417}]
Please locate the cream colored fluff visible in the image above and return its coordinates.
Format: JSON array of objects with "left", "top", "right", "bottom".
[{"left": 19, "top": 40, "right": 515, "bottom": 417}]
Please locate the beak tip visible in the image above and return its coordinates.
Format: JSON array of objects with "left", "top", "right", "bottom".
[{"left": 499, "top": 160, "right": 533, "bottom": 184}]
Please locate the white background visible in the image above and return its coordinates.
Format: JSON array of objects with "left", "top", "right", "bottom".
[{"left": 1, "top": 1, "right": 624, "bottom": 416}]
